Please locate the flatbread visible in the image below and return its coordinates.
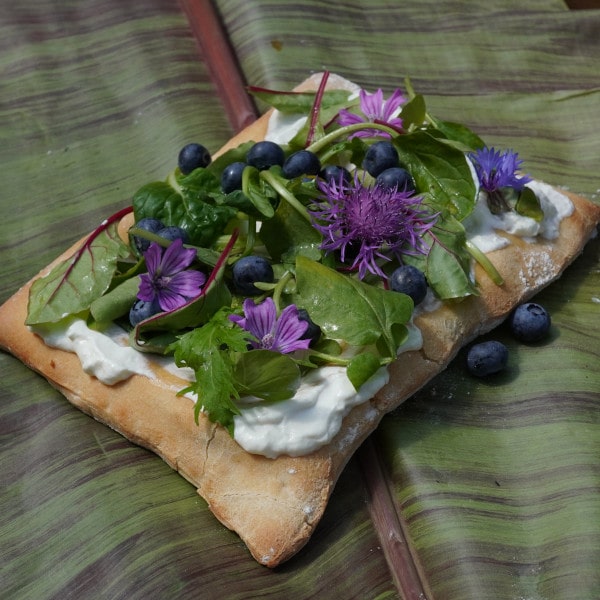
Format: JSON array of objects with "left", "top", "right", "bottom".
[{"left": 1, "top": 74, "right": 599, "bottom": 567}]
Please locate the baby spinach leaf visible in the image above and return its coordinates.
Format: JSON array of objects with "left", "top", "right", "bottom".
[
  {"left": 133, "top": 178, "right": 236, "bottom": 248},
  {"left": 242, "top": 166, "right": 278, "bottom": 218},
  {"left": 516, "top": 187, "right": 544, "bottom": 222},
  {"left": 295, "top": 256, "right": 413, "bottom": 358},
  {"left": 430, "top": 118, "right": 486, "bottom": 151},
  {"left": 347, "top": 352, "right": 382, "bottom": 391},
  {"left": 259, "top": 193, "right": 322, "bottom": 263},
  {"left": 26, "top": 207, "right": 134, "bottom": 325},
  {"left": 234, "top": 350, "right": 301, "bottom": 403},
  {"left": 400, "top": 93, "right": 427, "bottom": 130},
  {"left": 426, "top": 217, "right": 479, "bottom": 299},
  {"left": 394, "top": 131, "right": 477, "bottom": 221}
]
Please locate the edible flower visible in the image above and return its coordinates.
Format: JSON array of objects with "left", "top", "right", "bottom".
[
  {"left": 137, "top": 239, "right": 206, "bottom": 311},
  {"left": 470, "top": 147, "right": 532, "bottom": 213},
  {"left": 309, "top": 175, "right": 438, "bottom": 280},
  {"left": 337, "top": 88, "right": 405, "bottom": 138},
  {"left": 229, "top": 298, "right": 311, "bottom": 354}
]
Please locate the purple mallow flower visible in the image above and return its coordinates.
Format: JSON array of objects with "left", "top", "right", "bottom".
[
  {"left": 229, "top": 298, "right": 311, "bottom": 354},
  {"left": 310, "top": 175, "right": 437, "bottom": 280},
  {"left": 138, "top": 239, "right": 206, "bottom": 312},
  {"left": 337, "top": 88, "right": 405, "bottom": 138}
]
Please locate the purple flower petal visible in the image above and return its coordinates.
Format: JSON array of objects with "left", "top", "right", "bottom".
[
  {"left": 361, "top": 88, "right": 384, "bottom": 120},
  {"left": 156, "top": 287, "right": 189, "bottom": 312},
  {"left": 337, "top": 87, "right": 406, "bottom": 139},
  {"left": 242, "top": 297, "right": 276, "bottom": 342},
  {"left": 272, "top": 305, "right": 310, "bottom": 354},
  {"left": 159, "top": 238, "right": 196, "bottom": 275},
  {"left": 144, "top": 242, "right": 163, "bottom": 275},
  {"left": 471, "top": 147, "right": 531, "bottom": 192},
  {"left": 337, "top": 109, "right": 364, "bottom": 127},
  {"left": 167, "top": 270, "right": 207, "bottom": 298},
  {"left": 381, "top": 88, "right": 405, "bottom": 121}
]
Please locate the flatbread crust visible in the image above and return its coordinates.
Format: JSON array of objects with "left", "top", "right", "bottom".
[{"left": 1, "top": 74, "right": 599, "bottom": 567}]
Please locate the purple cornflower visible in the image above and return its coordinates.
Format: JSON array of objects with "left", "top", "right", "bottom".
[
  {"left": 471, "top": 147, "right": 531, "bottom": 192},
  {"left": 337, "top": 88, "right": 405, "bottom": 138},
  {"left": 229, "top": 298, "right": 310, "bottom": 354},
  {"left": 309, "top": 175, "right": 438, "bottom": 280},
  {"left": 470, "top": 147, "right": 532, "bottom": 214},
  {"left": 137, "top": 239, "right": 206, "bottom": 311}
]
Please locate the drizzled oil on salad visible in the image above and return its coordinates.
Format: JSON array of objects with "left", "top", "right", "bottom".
[{"left": 25, "top": 72, "right": 539, "bottom": 437}]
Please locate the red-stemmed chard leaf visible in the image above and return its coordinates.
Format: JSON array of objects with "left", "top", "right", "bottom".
[
  {"left": 26, "top": 207, "right": 134, "bottom": 325},
  {"left": 305, "top": 70, "right": 330, "bottom": 147}
]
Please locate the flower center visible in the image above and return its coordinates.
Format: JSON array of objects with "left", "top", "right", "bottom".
[
  {"left": 155, "top": 274, "right": 172, "bottom": 290},
  {"left": 260, "top": 332, "right": 275, "bottom": 350},
  {"left": 343, "top": 188, "right": 404, "bottom": 245}
]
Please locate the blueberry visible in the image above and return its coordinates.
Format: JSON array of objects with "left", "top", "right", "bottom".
[
  {"left": 376, "top": 167, "right": 416, "bottom": 193},
  {"left": 389, "top": 265, "right": 428, "bottom": 305},
  {"left": 178, "top": 143, "right": 211, "bottom": 175},
  {"left": 318, "top": 165, "right": 352, "bottom": 186},
  {"left": 363, "top": 141, "right": 400, "bottom": 177},
  {"left": 246, "top": 141, "right": 285, "bottom": 171},
  {"left": 131, "top": 217, "right": 165, "bottom": 253},
  {"left": 157, "top": 225, "right": 189, "bottom": 244},
  {"left": 221, "top": 161, "right": 247, "bottom": 193},
  {"left": 467, "top": 340, "right": 509, "bottom": 377},
  {"left": 509, "top": 302, "right": 551, "bottom": 342},
  {"left": 297, "top": 308, "right": 321, "bottom": 346},
  {"left": 282, "top": 150, "right": 321, "bottom": 179},
  {"left": 232, "top": 255, "right": 274, "bottom": 295},
  {"left": 129, "top": 298, "right": 161, "bottom": 326}
]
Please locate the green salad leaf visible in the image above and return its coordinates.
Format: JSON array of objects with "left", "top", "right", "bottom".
[
  {"left": 347, "top": 352, "right": 383, "bottom": 390},
  {"left": 516, "top": 187, "right": 544, "bottom": 222},
  {"left": 259, "top": 190, "right": 323, "bottom": 263},
  {"left": 26, "top": 208, "right": 134, "bottom": 325},
  {"left": 234, "top": 350, "right": 301, "bottom": 403},
  {"left": 393, "top": 131, "right": 478, "bottom": 221},
  {"left": 295, "top": 256, "right": 413, "bottom": 359},
  {"left": 133, "top": 175, "right": 236, "bottom": 248},
  {"left": 247, "top": 87, "right": 353, "bottom": 114}
]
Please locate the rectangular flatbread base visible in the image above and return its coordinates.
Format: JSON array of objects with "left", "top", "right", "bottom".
[{"left": 1, "top": 73, "right": 599, "bottom": 566}]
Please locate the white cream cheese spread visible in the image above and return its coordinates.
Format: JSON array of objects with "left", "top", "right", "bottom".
[
  {"left": 233, "top": 365, "right": 389, "bottom": 458},
  {"left": 464, "top": 181, "right": 574, "bottom": 253},
  {"left": 232, "top": 321, "right": 422, "bottom": 458},
  {"left": 33, "top": 318, "right": 153, "bottom": 385}
]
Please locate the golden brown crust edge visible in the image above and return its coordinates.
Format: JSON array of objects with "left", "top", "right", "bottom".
[{"left": 1, "top": 74, "right": 599, "bottom": 567}]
